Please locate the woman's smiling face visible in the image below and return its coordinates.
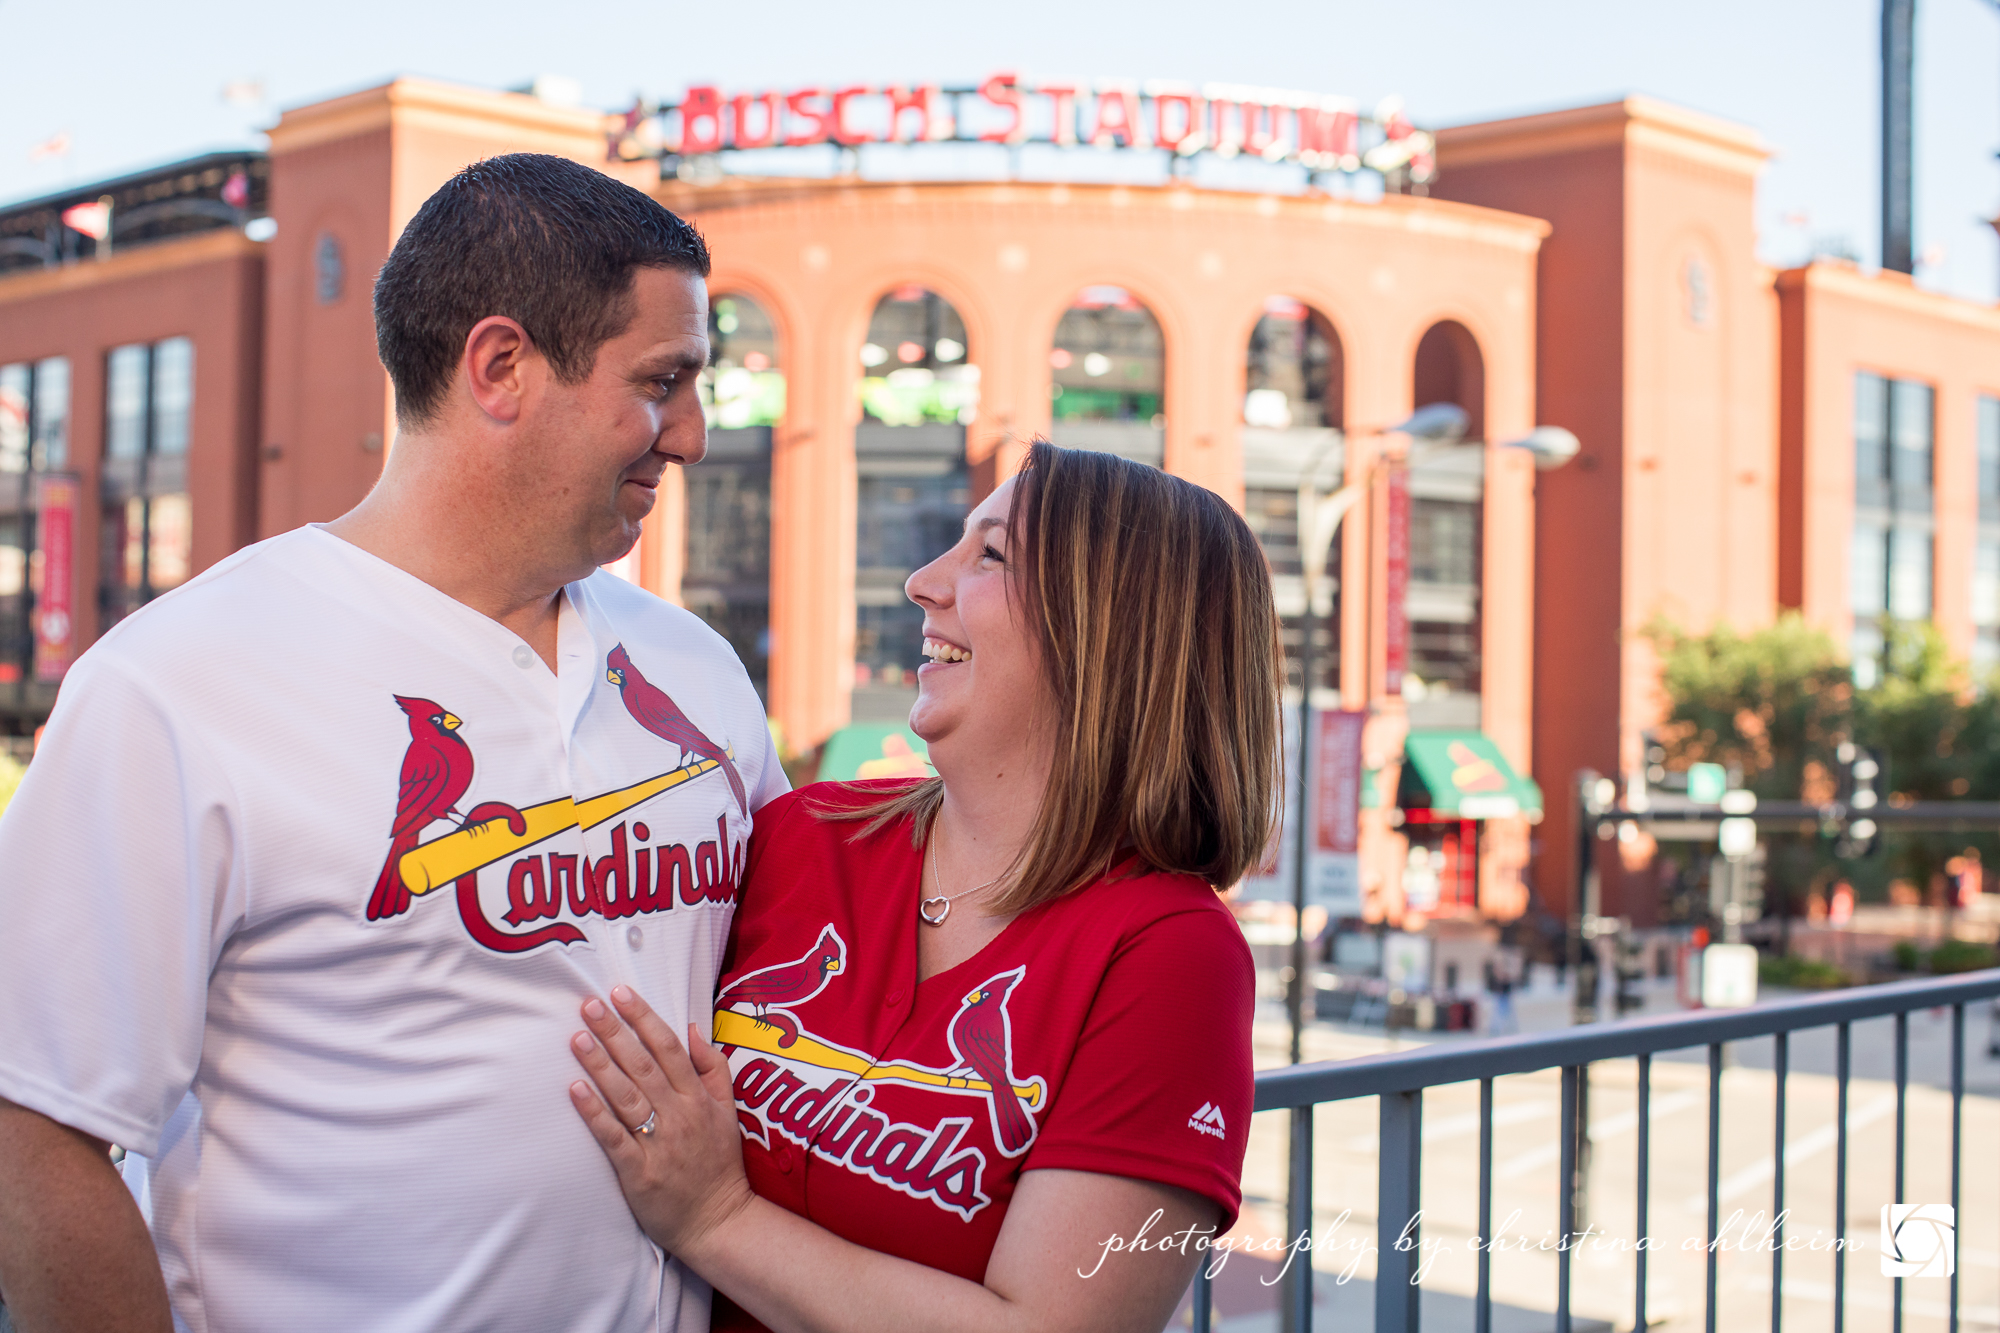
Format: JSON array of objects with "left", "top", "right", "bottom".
[{"left": 904, "top": 476, "right": 1052, "bottom": 767}]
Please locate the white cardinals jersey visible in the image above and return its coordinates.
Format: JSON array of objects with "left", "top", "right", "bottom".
[{"left": 0, "top": 525, "right": 787, "bottom": 1333}]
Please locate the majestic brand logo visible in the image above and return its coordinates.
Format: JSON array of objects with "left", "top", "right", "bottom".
[
  {"left": 1188, "top": 1102, "right": 1228, "bottom": 1139},
  {"left": 365, "top": 649, "right": 745, "bottom": 954},
  {"left": 717, "top": 931, "right": 1047, "bottom": 1220}
]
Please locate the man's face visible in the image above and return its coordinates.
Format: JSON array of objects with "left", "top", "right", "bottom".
[{"left": 522, "top": 267, "right": 709, "bottom": 572}]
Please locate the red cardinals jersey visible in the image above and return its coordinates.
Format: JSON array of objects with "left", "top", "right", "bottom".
[
  {"left": 0, "top": 527, "right": 787, "bottom": 1333},
  {"left": 712, "top": 782, "right": 1254, "bottom": 1325}
]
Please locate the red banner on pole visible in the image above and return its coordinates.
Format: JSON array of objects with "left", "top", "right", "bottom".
[
  {"left": 1314, "top": 710, "right": 1367, "bottom": 855},
  {"left": 33, "top": 472, "right": 78, "bottom": 683},
  {"left": 1383, "top": 466, "right": 1410, "bottom": 695}
]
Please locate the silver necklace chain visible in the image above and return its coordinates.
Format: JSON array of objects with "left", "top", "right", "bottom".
[{"left": 919, "top": 822, "right": 1007, "bottom": 927}]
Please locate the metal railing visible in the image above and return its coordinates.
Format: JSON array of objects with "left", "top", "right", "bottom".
[{"left": 1188, "top": 968, "right": 2000, "bottom": 1333}]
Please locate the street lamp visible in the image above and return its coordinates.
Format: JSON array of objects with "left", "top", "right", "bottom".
[{"left": 1283, "top": 406, "right": 1578, "bottom": 1061}]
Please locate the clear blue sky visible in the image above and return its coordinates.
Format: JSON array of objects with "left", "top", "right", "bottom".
[{"left": 5, "top": 0, "right": 1998, "bottom": 302}]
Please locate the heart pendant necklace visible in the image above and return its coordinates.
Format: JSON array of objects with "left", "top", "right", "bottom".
[{"left": 920, "top": 822, "right": 1006, "bottom": 927}]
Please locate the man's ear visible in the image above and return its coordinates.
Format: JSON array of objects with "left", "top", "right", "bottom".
[{"left": 462, "top": 316, "right": 536, "bottom": 424}]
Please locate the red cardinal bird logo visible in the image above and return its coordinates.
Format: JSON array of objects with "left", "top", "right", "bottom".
[
  {"left": 947, "top": 967, "right": 1037, "bottom": 1157},
  {"left": 717, "top": 925, "right": 846, "bottom": 1048},
  {"left": 367, "top": 695, "right": 475, "bottom": 921},
  {"left": 606, "top": 643, "right": 747, "bottom": 814}
]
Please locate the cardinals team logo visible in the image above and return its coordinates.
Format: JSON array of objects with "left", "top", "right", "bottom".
[
  {"left": 943, "top": 968, "right": 1037, "bottom": 1156},
  {"left": 717, "top": 926, "right": 845, "bottom": 1048},
  {"left": 606, "top": 643, "right": 746, "bottom": 813},
  {"left": 717, "top": 931, "right": 1047, "bottom": 1221},
  {"left": 366, "top": 664, "right": 747, "bottom": 951}
]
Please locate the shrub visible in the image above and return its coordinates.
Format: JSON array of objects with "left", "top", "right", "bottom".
[
  {"left": 1928, "top": 938, "right": 1999, "bottom": 975},
  {"left": 1759, "top": 954, "right": 1851, "bottom": 990}
]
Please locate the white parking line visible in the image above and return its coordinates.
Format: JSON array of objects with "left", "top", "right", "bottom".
[
  {"left": 1742, "top": 1273, "right": 2000, "bottom": 1328},
  {"left": 1681, "top": 1094, "right": 1898, "bottom": 1212},
  {"left": 1343, "top": 1099, "right": 1552, "bottom": 1154},
  {"left": 1497, "top": 1089, "right": 1706, "bottom": 1181}
]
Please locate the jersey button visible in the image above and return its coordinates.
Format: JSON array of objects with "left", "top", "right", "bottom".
[
  {"left": 884, "top": 988, "right": 903, "bottom": 1007},
  {"left": 776, "top": 1147, "right": 794, "bottom": 1175},
  {"left": 626, "top": 925, "right": 644, "bottom": 950},
  {"left": 510, "top": 644, "right": 535, "bottom": 670}
]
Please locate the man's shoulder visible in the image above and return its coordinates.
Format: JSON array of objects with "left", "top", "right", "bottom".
[
  {"left": 578, "top": 571, "right": 747, "bottom": 673},
  {"left": 86, "top": 529, "right": 322, "bottom": 664}
]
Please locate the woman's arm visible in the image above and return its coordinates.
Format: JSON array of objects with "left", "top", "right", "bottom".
[{"left": 569, "top": 990, "right": 1216, "bottom": 1333}]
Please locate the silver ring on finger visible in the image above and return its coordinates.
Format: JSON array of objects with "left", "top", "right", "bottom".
[{"left": 633, "top": 1110, "right": 659, "bottom": 1137}]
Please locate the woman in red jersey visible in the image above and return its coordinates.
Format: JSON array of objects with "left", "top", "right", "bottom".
[{"left": 568, "top": 442, "right": 1280, "bottom": 1333}]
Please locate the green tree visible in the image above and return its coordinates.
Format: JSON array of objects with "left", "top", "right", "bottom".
[
  {"left": 1851, "top": 624, "right": 2000, "bottom": 894},
  {"left": 1648, "top": 617, "right": 1999, "bottom": 907},
  {"left": 1646, "top": 614, "right": 1851, "bottom": 799}
]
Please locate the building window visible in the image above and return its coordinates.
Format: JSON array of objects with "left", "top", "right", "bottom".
[
  {"left": 100, "top": 337, "right": 193, "bottom": 629},
  {"left": 1851, "top": 371, "right": 1933, "bottom": 684},
  {"left": 1975, "top": 395, "right": 1999, "bottom": 518},
  {"left": 0, "top": 357, "right": 70, "bottom": 704},
  {"left": 1243, "top": 296, "right": 1345, "bottom": 698},
  {"left": 685, "top": 294, "right": 780, "bottom": 700},
  {"left": 1406, "top": 321, "right": 1487, "bottom": 725},
  {"left": 1974, "top": 539, "right": 2000, "bottom": 681},
  {"left": 1048, "top": 286, "right": 1164, "bottom": 466},
  {"left": 854, "top": 286, "right": 973, "bottom": 721},
  {"left": 1975, "top": 397, "right": 2000, "bottom": 678}
]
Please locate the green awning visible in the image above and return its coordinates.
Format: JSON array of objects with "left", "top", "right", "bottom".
[
  {"left": 815, "top": 723, "right": 933, "bottom": 783},
  {"left": 1398, "top": 730, "right": 1542, "bottom": 819}
]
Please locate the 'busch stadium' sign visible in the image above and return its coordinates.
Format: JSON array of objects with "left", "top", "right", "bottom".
[{"left": 607, "top": 73, "right": 1433, "bottom": 185}]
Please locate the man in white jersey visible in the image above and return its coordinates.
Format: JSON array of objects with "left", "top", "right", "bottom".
[{"left": 0, "top": 154, "right": 785, "bottom": 1332}]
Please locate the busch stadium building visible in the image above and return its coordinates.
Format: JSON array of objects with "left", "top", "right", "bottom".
[{"left": 2, "top": 74, "right": 1997, "bottom": 942}]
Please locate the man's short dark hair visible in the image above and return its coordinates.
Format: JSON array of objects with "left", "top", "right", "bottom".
[{"left": 374, "top": 153, "right": 710, "bottom": 426}]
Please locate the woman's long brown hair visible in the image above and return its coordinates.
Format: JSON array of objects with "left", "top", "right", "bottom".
[{"left": 822, "top": 441, "right": 1283, "bottom": 913}]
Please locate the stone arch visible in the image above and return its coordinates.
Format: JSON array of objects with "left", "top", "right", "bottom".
[
  {"left": 1045, "top": 283, "right": 1166, "bottom": 466},
  {"left": 1411, "top": 318, "right": 1486, "bottom": 442}
]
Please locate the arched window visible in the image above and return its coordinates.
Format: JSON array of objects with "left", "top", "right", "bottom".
[
  {"left": 1048, "top": 286, "right": 1163, "bottom": 466},
  {"left": 683, "top": 293, "right": 781, "bottom": 699},
  {"left": 853, "top": 286, "right": 975, "bottom": 720},
  {"left": 1241, "top": 297, "right": 1346, "bottom": 696},
  {"left": 1404, "top": 320, "right": 1486, "bottom": 724}
]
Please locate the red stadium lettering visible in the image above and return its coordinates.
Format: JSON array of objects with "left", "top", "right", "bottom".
[
  {"left": 783, "top": 88, "right": 835, "bottom": 146},
  {"left": 679, "top": 86, "right": 725, "bottom": 155}
]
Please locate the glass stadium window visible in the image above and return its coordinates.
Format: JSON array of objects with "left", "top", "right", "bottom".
[
  {"left": 1048, "top": 285, "right": 1164, "bottom": 466},
  {"left": 685, "top": 293, "right": 781, "bottom": 699},
  {"left": 1850, "top": 371, "right": 1935, "bottom": 683},
  {"left": 1404, "top": 321, "right": 1486, "bottom": 726},
  {"left": 100, "top": 338, "right": 193, "bottom": 630},
  {"left": 1242, "top": 296, "right": 1345, "bottom": 697},
  {"left": 0, "top": 358, "right": 68, "bottom": 700},
  {"left": 854, "top": 286, "right": 974, "bottom": 722}
]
